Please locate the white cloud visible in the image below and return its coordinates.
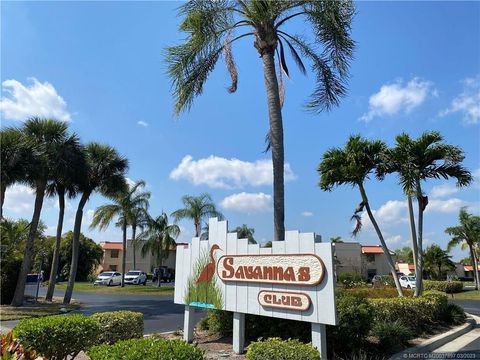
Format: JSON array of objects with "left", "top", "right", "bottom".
[
  {"left": 301, "top": 211, "right": 314, "bottom": 217},
  {"left": 430, "top": 183, "right": 459, "bottom": 198},
  {"left": 137, "top": 121, "right": 148, "bottom": 127},
  {"left": 360, "top": 78, "right": 434, "bottom": 122},
  {"left": 220, "top": 192, "right": 272, "bottom": 213},
  {"left": 3, "top": 184, "right": 35, "bottom": 214},
  {"left": 426, "top": 198, "right": 467, "bottom": 214},
  {"left": 361, "top": 200, "right": 408, "bottom": 231},
  {"left": 386, "top": 235, "right": 402, "bottom": 246},
  {"left": 170, "top": 155, "right": 296, "bottom": 189},
  {"left": 440, "top": 76, "right": 480, "bottom": 124},
  {"left": 0, "top": 78, "right": 71, "bottom": 122}
]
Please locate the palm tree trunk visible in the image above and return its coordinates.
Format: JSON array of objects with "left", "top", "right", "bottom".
[
  {"left": 121, "top": 222, "right": 127, "bottom": 287},
  {"left": 63, "top": 192, "right": 89, "bottom": 304},
  {"left": 46, "top": 187, "right": 65, "bottom": 301},
  {"left": 195, "top": 218, "right": 201, "bottom": 238},
  {"left": 261, "top": 51, "right": 285, "bottom": 242},
  {"left": 470, "top": 245, "right": 480, "bottom": 291},
  {"left": 407, "top": 195, "right": 419, "bottom": 290},
  {"left": 11, "top": 181, "right": 46, "bottom": 306},
  {"left": 132, "top": 224, "right": 137, "bottom": 270},
  {"left": 415, "top": 192, "right": 424, "bottom": 296},
  {"left": 359, "top": 183, "right": 404, "bottom": 296},
  {"left": 0, "top": 183, "right": 6, "bottom": 219}
]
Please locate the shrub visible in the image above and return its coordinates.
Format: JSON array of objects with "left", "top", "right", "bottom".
[
  {"left": 92, "top": 311, "right": 143, "bottom": 345},
  {"left": 369, "top": 292, "right": 448, "bottom": 335},
  {"left": 88, "top": 337, "right": 205, "bottom": 360},
  {"left": 328, "top": 292, "right": 374, "bottom": 356},
  {"left": 344, "top": 287, "right": 414, "bottom": 298},
  {"left": 198, "top": 309, "right": 232, "bottom": 335},
  {"left": 371, "top": 321, "right": 412, "bottom": 351},
  {"left": 337, "top": 272, "right": 367, "bottom": 288},
  {"left": 246, "top": 338, "right": 319, "bottom": 360},
  {"left": 14, "top": 314, "right": 100, "bottom": 360},
  {"left": 443, "top": 304, "right": 466, "bottom": 325},
  {"left": 424, "top": 280, "right": 463, "bottom": 293},
  {"left": 0, "top": 259, "right": 22, "bottom": 304}
]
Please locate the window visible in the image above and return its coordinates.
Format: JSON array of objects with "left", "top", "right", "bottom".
[
  {"left": 110, "top": 249, "right": 119, "bottom": 258},
  {"left": 366, "top": 253, "right": 375, "bottom": 263},
  {"left": 109, "top": 265, "right": 117, "bottom": 271}
]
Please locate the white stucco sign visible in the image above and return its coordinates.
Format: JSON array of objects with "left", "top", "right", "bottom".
[{"left": 174, "top": 218, "right": 336, "bottom": 359}]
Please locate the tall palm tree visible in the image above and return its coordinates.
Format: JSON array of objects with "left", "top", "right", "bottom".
[
  {"left": 12, "top": 118, "right": 75, "bottom": 306},
  {"left": 446, "top": 208, "right": 480, "bottom": 290},
  {"left": 171, "top": 193, "right": 223, "bottom": 237},
  {"left": 45, "top": 137, "right": 86, "bottom": 302},
  {"left": 0, "top": 128, "right": 30, "bottom": 219},
  {"left": 130, "top": 206, "right": 149, "bottom": 270},
  {"left": 63, "top": 143, "right": 128, "bottom": 304},
  {"left": 139, "top": 213, "right": 180, "bottom": 286},
  {"left": 381, "top": 131, "right": 472, "bottom": 295},
  {"left": 318, "top": 135, "right": 404, "bottom": 296},
  {"left": 423, "top": 244, "right": 455, "bottom": 280},
  {"left": 89, "top": 180, "right": 150, "bottom": 287},
  {"left": 233, "top": 224, "right": 256, "bottom": 244},
  {"left": 166, "top": 0, "right": 355, "bottom": 241}
]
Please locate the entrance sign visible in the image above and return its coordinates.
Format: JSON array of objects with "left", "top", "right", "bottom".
[
  {"left": 217, "top": 254, "right": 325, "bottom": 286},
  {"left": 174, "top": 218, "right": 336, "bottom": 360}
]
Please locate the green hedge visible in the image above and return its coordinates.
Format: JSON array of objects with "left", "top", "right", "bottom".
[
  {"left": 369, "top": 291, "right": 448, "bottom": 335},
  {"left": 92, "top": 311, "right": 144, "bottom": 345},
  {"left": 88, "top": 338, "right": 205, "bottom": 360},
  {"left": 343, "top": 287, "right": 414, "bottom": 298},
  {"left": 246, "top": 338, "right": 319, "bottom": 360},
  {"left": 14, "top": 314, "right": 100, "bottom": 360},
  {"left": 337, "top": 272, "right": 367, "bottom": 288},
  {"left": 371, "top": 320, "right": 412, "bottom": 351},
  {"left": 424, "top": 280, "right": 463, "bottom": 293}
]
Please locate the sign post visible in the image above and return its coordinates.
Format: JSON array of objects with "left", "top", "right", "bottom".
[{"left": 174, "top": 218, "right": 337, "bottom": 358}]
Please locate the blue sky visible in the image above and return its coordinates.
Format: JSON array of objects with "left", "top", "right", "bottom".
[{"left": 1, "top": 1, "right": 479, "bottom": 260}]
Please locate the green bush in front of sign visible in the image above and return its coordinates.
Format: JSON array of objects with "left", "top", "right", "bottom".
[
  {"left": 246, "top": 338, "right": 319, "bottom": 360},
  {"left": 88, "top": 337, "right": 206, "bottom": 360}
]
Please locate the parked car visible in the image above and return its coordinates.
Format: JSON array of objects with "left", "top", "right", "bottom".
[
  {"left": 399, "top": 275, "right": 416, "bottom": 288},
  {"left": 152, "top": 267, "right": 175, "bottom": 283},
  {"left": 94, "top": 271, "right": 122, "bottom": 286},
  {"left": 124, "top": 270, "right": 147, "bottom": 285}
]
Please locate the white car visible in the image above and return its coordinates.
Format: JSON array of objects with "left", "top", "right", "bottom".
[
  {"left": 399, "top": 275, "right": 416, "bottom": 289},
  {"left": 124, "top": 270, "right": 147, "bottom": 285},
  {"left": 94, "top": 271, "right": 122, "bottom": 286}
]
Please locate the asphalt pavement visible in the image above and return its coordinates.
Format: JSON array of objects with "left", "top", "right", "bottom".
[
  {"left": 450, "top": 299, "right": 480, "bottom": 317},
  {"left": 6, "top": 284, "right": 205, "bottom": 334}
]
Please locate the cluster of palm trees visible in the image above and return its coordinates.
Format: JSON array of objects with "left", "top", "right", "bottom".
[
  {"left": 318, "top": 131, "right": 473, "bottom": 296},
  {"left": 1, "top": 117, "right": 129, "bottom": 306}
]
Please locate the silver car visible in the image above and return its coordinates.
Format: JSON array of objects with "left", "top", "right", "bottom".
[
  {"left": 124, "top": 270, "right": 147, "bottom": 285},
  {"left": 94, "top": 271, "right": 122, "bottom": 286}
]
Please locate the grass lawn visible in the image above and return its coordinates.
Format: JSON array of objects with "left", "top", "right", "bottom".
[
  {"left": 449, "top": 289, "right": 480, "bottom": 300},
  {"left": 54, "top": 282, "right": 174, "bottom": 294},
  {"left": 0, "top": 296, "right": 80, "bottom": 321}
]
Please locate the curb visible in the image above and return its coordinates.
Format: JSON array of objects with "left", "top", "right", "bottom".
[{"left": 389, "top": 314, "right": 477, "bottom": 360}]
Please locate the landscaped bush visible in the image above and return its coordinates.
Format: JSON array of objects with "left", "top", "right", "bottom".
[
  {"left": 14, "top": 314, "right": 100, "bottom": 360},
  {"left": 246, "top": 338, "right": 319, "bottom": 360},
  {"left": 424, "top": 280, "right": 463, "bottom": 293},
  {"left": 344, "top": 287, "right": 413, "bottom": 298},
  {"left": 327, "top": 292, "right": 374, "bottom": 356},
  {"left": 92, "top": 311, "right": 143, "bottom": 344},
  {"left": 443, "top": 303, "right": 466, "bottom": 325},
  {"left": 371, "top": 320, "right": 412, "bottom": 351},
  {"left": 337, "top": 272, "right": 367, "bottom": 288},
  {"left": 88, "top": 337, "right": 205, "bottom": 360},
  {"left": 198, "top": 309, "right": 233, "bottom": 335},
  {"left": 0, "top": 259, "right": 22, "bottom": 304},
  {"left": 369, "top": 292, "right": 448, "bottom": 335}
]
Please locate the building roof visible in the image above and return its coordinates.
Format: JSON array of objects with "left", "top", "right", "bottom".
[
  {"left": 101, "top": 242, "right": 123, "bottom": 250},
  {"left": 464, "top": 265, "right": 480, "bottom": 271},
  {"left": 361, "top": 245, "right": 384, "bottom": 254}
]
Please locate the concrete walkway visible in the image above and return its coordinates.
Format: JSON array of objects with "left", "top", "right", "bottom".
[{"left": 433, "top": 322, "right": 480, "bottom": 352}]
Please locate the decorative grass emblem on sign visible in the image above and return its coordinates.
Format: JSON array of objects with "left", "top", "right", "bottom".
[{"left": 184, "top": 245, "right": 223, "bottom": 309}]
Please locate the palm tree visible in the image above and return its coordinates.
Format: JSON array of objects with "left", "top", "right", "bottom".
[
  {"left": 130, "top": 206, "right": 149, "bottom": 270},
  {"left": 89, "top": 180, "right": 150, "bottom": 287},
  {"left": 171, "top": 193, "right": 223, "bottom": 237},
  {"left": 166, "top": 0, "right": 355, "bottom": 241},
  {"left": 45, "top": 137, "right": 86, "bottom": 302},
  {"left": 139, "top": 213, "right": 180, "bottom": 286},
  {"left": 11, "top": 118, "right": 75, "bottom": 306},
  {"left": 446, "top": 208, "right": 480, "bottom": 290},
  {"left": 381, "top": 131, "right": 472, "bottom": 295},
  {"left": 63, "top": 143, "right": 128, "bottom": 304},
  {"left": 0, "top": 128, "right": 30, "bottom": 219},
  {"left": 233, "top": 224, "right": 256, "bottom": 244},
  {"left": 318, "top": 135, "right": 404, "bottom": 296},
  {"left": 423, "top": 244, "right": 455, "bottom": 280}
]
